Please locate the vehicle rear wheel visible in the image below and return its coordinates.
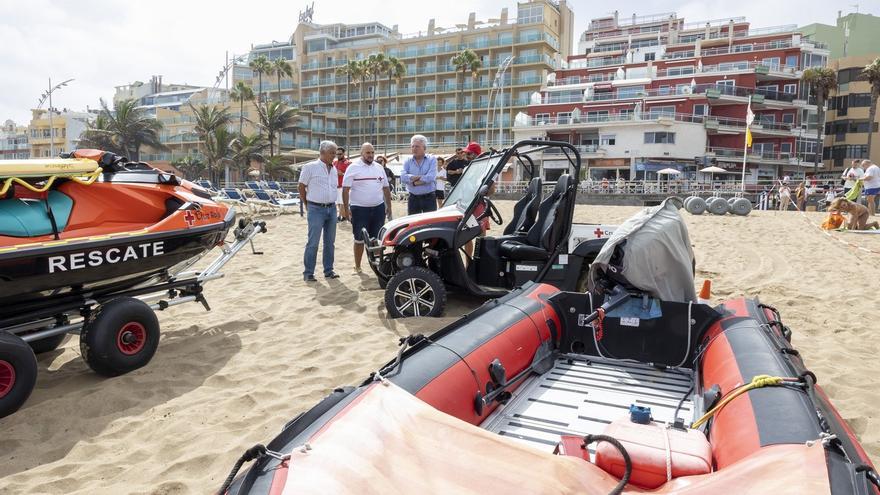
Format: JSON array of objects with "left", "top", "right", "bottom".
[
  {"left": 385, "top": 267, "right": 447, "bottom": 318},
  {"left": 80, "top": 297, "right": 160, "bottom": 377},
  {"left": 27, "top": 333, "right": 68, "bottom": 355},
  {"left": 0, "top": 332, "right": 38, "bottom": 418}
]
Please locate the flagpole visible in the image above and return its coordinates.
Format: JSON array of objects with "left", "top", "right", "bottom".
[{"left": 741, "top": 95, "right": 752, "bottom": 193}]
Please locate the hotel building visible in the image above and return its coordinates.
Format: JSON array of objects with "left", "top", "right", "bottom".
[{"left": 1, "top": 120, "right": 30, "bottom": 160}]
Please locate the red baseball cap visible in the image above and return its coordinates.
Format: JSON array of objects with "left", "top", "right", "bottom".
[{"left": 465, "top": 142, "right": 482, "bottom": 155}]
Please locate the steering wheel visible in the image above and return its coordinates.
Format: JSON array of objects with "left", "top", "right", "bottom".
[{"left": 481, "top": 197, "right": 504, "bottom": 225}]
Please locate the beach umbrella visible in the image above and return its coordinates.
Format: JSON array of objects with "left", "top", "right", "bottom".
[
  {"left": 656, "top": 168, "right": 681, "bottom": 175},
  {"left": 699, "top": 165, "right": 726, "bottom": 187}
]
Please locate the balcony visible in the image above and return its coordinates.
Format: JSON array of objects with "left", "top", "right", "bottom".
[
  {"left": 707, "top": 146, "right": 815, "bottom": 166},
  {"left": 515, "top": 111, "right": 705, "bottom": 129}
]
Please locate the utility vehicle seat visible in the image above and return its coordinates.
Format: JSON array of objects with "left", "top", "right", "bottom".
[
  {"left": 503, "top": 177, "right": 542, "bottom": 235},
  {"left": 499, "top": 174, "right": 571, "bottom": 261}
]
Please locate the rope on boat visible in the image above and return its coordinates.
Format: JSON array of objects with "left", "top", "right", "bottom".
[
  {"left": 0, "top": 167, "right": 103, "bottom": 196},
  {"left": 691, "top": 375, "right": 800, "bottom": 429},
  {"left": 217, "top": 444, "right": 291, "bottom": 495}
]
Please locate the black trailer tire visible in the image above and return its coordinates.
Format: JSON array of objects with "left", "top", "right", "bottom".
[
  {"left": 385, "top": 267, "right": 447, "bottom": 318},
  {"left": 28, "top": 333, "right": 68, "bottom": 355},
  {"left": 0, "top": 332, "right": 38, "bottom": 418},
  {"left": 79, "top": 297, "right": 160, "bottom": 377}
]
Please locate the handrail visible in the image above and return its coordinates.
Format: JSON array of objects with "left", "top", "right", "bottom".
[{"left": 0, "top": 166, "right": 103, "bottom": 196}]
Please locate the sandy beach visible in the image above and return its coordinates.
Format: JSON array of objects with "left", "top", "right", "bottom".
[{"left": 1, "top": 200, "right": 878, "bottom": 494}]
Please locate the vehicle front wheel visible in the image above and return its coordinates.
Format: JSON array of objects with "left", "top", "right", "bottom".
[
  {"left": 0, "top": 332, "right": 38, "bottom": 418},
  {"left": 80, "top": 297, "right": 160, "bottom": 377},
  {"left": 384, "top": 267, "right": 447, "bottom": 318}
]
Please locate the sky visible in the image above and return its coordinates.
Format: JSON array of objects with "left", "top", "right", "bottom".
[{"left": 0, "top": 0, "right": 874, "bottom": 124}]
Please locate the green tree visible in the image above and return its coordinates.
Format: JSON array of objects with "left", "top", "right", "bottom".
[
  {"left": 365, "top": 53, "right": 386, "bottom": 144},
  {"left": 230, "top": 133, "right": 267, "bottom": 179},
  {"left": 172, "top": 155, "right": 206, "bottom": 179},
  {"left": 272, "top": 58, "right": 294, "bottom": 103},
  {"left": 93, "top": 98, "right": 165, "bottom": 161},
  {"left": 381, "top": 56, "right": 406, "bottom": 153},
  {"left": 262, "top": 155, "right": 295, "bottom": 181},
  {"left": 354, "top": 60, "right": 370, "bottom": 145},
  {"left": 451, "top": 49, "right": 482, "bottom": 146},
  {"left": 77, "top": 113, "right": 126, "bottom": 156},
  {"left": 862, "top": 57, "right": 880, "bottom": 157},
  {"left": 336, "top": 60, "right": 364, "bottom": 147},
  {"left": 230, "top": 81, "right": 254, "bottom": 136},
  {"left": 257, "top": 100, "right": 299, "bottom": 157},
  {"left": 248, "top": 55, "right": 272, "bottom": 108},
  {"left": 802, "top": 67, "right": 838, "bottom": 171},
  {"left": 203, "top": 126, "right": 235, "bottom": 185},
  {"left": 189, "top": 103, "right": 232, "bottom": 183}
]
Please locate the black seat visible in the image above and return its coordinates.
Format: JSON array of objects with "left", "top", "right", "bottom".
[
  {"left": 499, "top": 174, "right": 572, "bottom": 261},
  {"left": 503, "top": 177, "right": 543, "bottom": 235}
]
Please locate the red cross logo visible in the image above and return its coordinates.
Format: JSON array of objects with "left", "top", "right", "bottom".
[
  {"left": 183, "top": 210, "right": 196, "bottom": 227},
  {"left": 594, "top": 227, "right": 604, "bottom": 238}
]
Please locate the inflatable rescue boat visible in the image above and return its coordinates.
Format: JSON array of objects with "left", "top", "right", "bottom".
[{"left": 220, "top": 199, "right": 878, "bottom": 495}]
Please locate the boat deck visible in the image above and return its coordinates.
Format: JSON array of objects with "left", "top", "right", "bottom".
[{"left": 481, "top": 354, "right": 695, "bottom": 455}]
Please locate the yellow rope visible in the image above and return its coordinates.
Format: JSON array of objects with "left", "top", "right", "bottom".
[
  {"left": 691, "top": 375, "right": 787, "bottom": 429},
  {"left": 0, "top": 167, "right": 103, "bottom": 196}
]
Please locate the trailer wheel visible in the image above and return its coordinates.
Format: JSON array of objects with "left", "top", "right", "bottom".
[
  {"left": 0, "top": 332, "right": 38, "bottom": 418},
  {"left": 731, "top": 198, "right": 753, "bottom": 216},
  {"left": 80, "top": 297, "right": 160, "bottom": 377},
  {"left": 686, "top": 197, "right": 707, "bottom": 215},
  {"left": 385, "top": 267, "right": 446, "bottom": 318},
  {"left": 27, "top": 333, "right": 68, "bottom": 355}
]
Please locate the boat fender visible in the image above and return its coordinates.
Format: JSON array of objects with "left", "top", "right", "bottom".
[
  {"left": 629, "top": 405, "right": 652, "bottom": 425},
  {"left": 583, "top": 434, "right": 632, "bottom": 495}
]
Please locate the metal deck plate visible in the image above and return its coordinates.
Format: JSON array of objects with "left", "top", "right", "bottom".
[{"left": 481, "top": 355, "right": 695, "bottom": 454}]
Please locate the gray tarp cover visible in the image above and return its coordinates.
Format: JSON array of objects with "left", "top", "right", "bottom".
[{"left": 588, "top": 198, "right": 696, "bottom": 302}]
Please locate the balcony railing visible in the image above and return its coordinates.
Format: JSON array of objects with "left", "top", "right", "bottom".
[{"left": 515, "top": 111, "right": 705, "bottom": 127}]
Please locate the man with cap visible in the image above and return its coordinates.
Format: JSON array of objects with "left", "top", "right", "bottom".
[{"left": 446, "top": 142, "right": 482, "bottom": 188}]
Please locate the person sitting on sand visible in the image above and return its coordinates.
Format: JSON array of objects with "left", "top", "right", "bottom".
[{"left": 829, "top": 198, "right": 880, "bottom": 231}]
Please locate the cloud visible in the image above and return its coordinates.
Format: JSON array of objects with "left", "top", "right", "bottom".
[{"left": 0, "top": 0, "right": 866, "bottom": 125}]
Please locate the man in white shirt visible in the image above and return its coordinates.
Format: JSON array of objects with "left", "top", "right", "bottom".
[
  {"left": 298, "top": 140, "right": 341, "bottom": 281},
  {"left": 841, "top": 159, "right": 865, "bottom": 196},
  {"left": 861, "top": 160, "right": 880, "bottom": 217},
  {"left": 342, "top": 143, "right": 393, "bottom": 272}
]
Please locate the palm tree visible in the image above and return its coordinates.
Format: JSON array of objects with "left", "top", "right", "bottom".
[
  {"left": 353, "top": 60, "right": 370, "bottom": 145},
  {"left": 381, "top": 56, "right": 406, "bottom": 153},
  {"left": 189, "top": 103, "right": 232, "bottom": 183},
  {"left": 172, "top": 155, "right": 206, "bottom": 179},
  {"left": 203, "top": 126, "right": 235, "bottom": 184},
  {"left": 249, "top": 55, "right": 272, "bottom": 107},
  {"left": 257, "top": 100, "right": 299, "bottom": 157},
  {"left": 862, "top": 57, "right": 880, "bottom": 157},
  {"left": 230, "top": 81, "right": 254, "bottom": 136},
  {"left": 336, "top": 60, "right": 364, "bottom": 147},
  {"left": 803, "top": 67, "right": 838, "bottom": 171},
  {"left": 365, "top": 53, "right": 386, "bottom": 144},
  {"left": 451, "top": 49, "right": 482, "bottom": 145},
  {"left": 77, "top": 113, "right": 126, "bottom": 156},
  {"left": 94, "top": 98, "right": 165, "bottom": 161},
  {"left": 230, "top": 133, "right": 267, "bottom": 180},
  {"left": 262, "top": 155, "right": 295, "bottom": 181},
  {"left": 272, "top": 58, "right": 294, "bottom": 103}
]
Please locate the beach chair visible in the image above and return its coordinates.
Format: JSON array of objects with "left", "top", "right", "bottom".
[
  {"left": 219, "top": 188, "right": 253, "bottom": 214},
  {"left": 251, "top": 189, "right": 299, "bottom": 216},
  {"left": 195, "top": 180, "right": 223, "bottom": 199},
  {"left": 266, "top": 181, "right": 299, "bottom": 200}
]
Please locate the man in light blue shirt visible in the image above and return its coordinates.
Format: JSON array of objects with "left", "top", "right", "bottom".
[{"left": 401, "top": 134, "right": 438, "bottom": 214}]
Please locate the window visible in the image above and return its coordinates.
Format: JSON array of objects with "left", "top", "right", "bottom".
[
  {"left": 785, "top": 55, "right": 798, "bottom": 69},
  {"left": 849, "top": 93, "right": 872, "bottom": 108},
  {"left": 557, "top": 112, "right": 572, "bottom": 124},
  {"left": 600, "top": 134, "right": 616, "bottom": 146},
  {"left": 535, "top": 113, "right": 550, "bottom": 124},
  {"left": 644, "top": 52, "right": 656, "bottom": 62},
  {"left": 648, "top": 106, "right": 675, "bottom": 118},
  {"left": 617, "top": 85, "right": 645, "bottom": 99},
  {"left": 618, "top": 109, "right": 634, "bottom": 119},
  {"left": 644, "top": 132, "right": 675, "bottom": 144},
  {"left": 675, "top": 84, "right": 691, "bottom": 95},
  {"left": 716, "top": 79, "right": 735, "bottom": 87},
  {"left": 780, "top": 143, "right": 792, "bottom": 156},
  {"left": 761, "top": 57, "right": 780, "bottom": 70},
  {"left": 693, "top": 104, "right": 707, "bottom": 116},
  {"left": 666, "top": 66, "right": 695, "bottom": 77},
  {"left": 586, "top": 110, "right": 610, "bottom": 122},
  {"left": 783, "top": 84, "right": 797, "bottom": 94},
  {"left": 658, "top": 85, "right": 671, "bottom": 96},
  {"left": 782, "top": 113, "right": 795, "bottom": 124}
]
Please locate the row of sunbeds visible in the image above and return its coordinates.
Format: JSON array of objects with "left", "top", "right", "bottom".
[{"left": 195, "top": 180, "right": 302, "bottom": 216}]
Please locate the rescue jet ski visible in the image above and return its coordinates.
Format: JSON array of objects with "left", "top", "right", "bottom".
[{"left": 0, "top": 149, "right": 234, "bottom": 320}]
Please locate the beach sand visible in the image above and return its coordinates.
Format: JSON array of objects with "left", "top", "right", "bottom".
[{"left": 1, "top": 201, "right": 878, "bottom": 494}]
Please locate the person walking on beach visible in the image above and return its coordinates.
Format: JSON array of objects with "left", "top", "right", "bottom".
[
  {"left": 401, "top": 134, "right": 437, "bottom": 215},
  {"left": 298, "top": 141, "right": 340, "bottom": 282},
  {"left": 842, "top": 159, "right": 865, "bottom": 196},
  {"left": 862, "top": 160, "right": 880, "bottom": 217},
  {"left": 795, "top": 181, "right": 807, "bottom": 211},
  {"left": 342, "top": 143, "right": 393, "bottom": 272},
  {"left": 435, "top": 156, "right": 447, "bottom": 208},
  {"left": 778, "top": 177, "right": 792, "bottom": 211},
  {"left": 830, "top": 198, "right": 880, "bottom": 230},
  {"left": 333, "top": 147, "right": 351, "bottom": 221}
]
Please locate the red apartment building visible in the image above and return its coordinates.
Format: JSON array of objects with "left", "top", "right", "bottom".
[{"left": 513, "top": 12, "right": 830, "bottom": 186}]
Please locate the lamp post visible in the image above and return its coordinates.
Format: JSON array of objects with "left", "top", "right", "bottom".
[
  {"left": 485, "top": 56, "right": 513, "bottom": 147},
  {"left": 37, "top": 77, "right": 74, "bottom": 157}
]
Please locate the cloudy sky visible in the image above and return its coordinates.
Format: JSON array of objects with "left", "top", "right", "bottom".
[{"left": 0, "top": 0, "right": 871, "bottom": 124}]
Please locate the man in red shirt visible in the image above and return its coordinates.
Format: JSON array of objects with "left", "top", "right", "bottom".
[{"left": 333, "top": 147, "right": 351, "bottom": 221}]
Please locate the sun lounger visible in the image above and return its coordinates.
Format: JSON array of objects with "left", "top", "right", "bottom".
[{"left": 251, "top": 189, "right": 300, "bottom": 216}]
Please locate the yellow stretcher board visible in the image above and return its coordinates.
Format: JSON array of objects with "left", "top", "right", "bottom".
[{"left": 0, "top": 158, "right": 100, "bottom": 178}]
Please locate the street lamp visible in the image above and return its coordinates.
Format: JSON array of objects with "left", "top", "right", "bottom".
[
  {"left": 485, "top": 56, "right": 513, "bottom": 147},
  {"left": 37, "top": 77, "right": 74, "bottom": 157}
]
